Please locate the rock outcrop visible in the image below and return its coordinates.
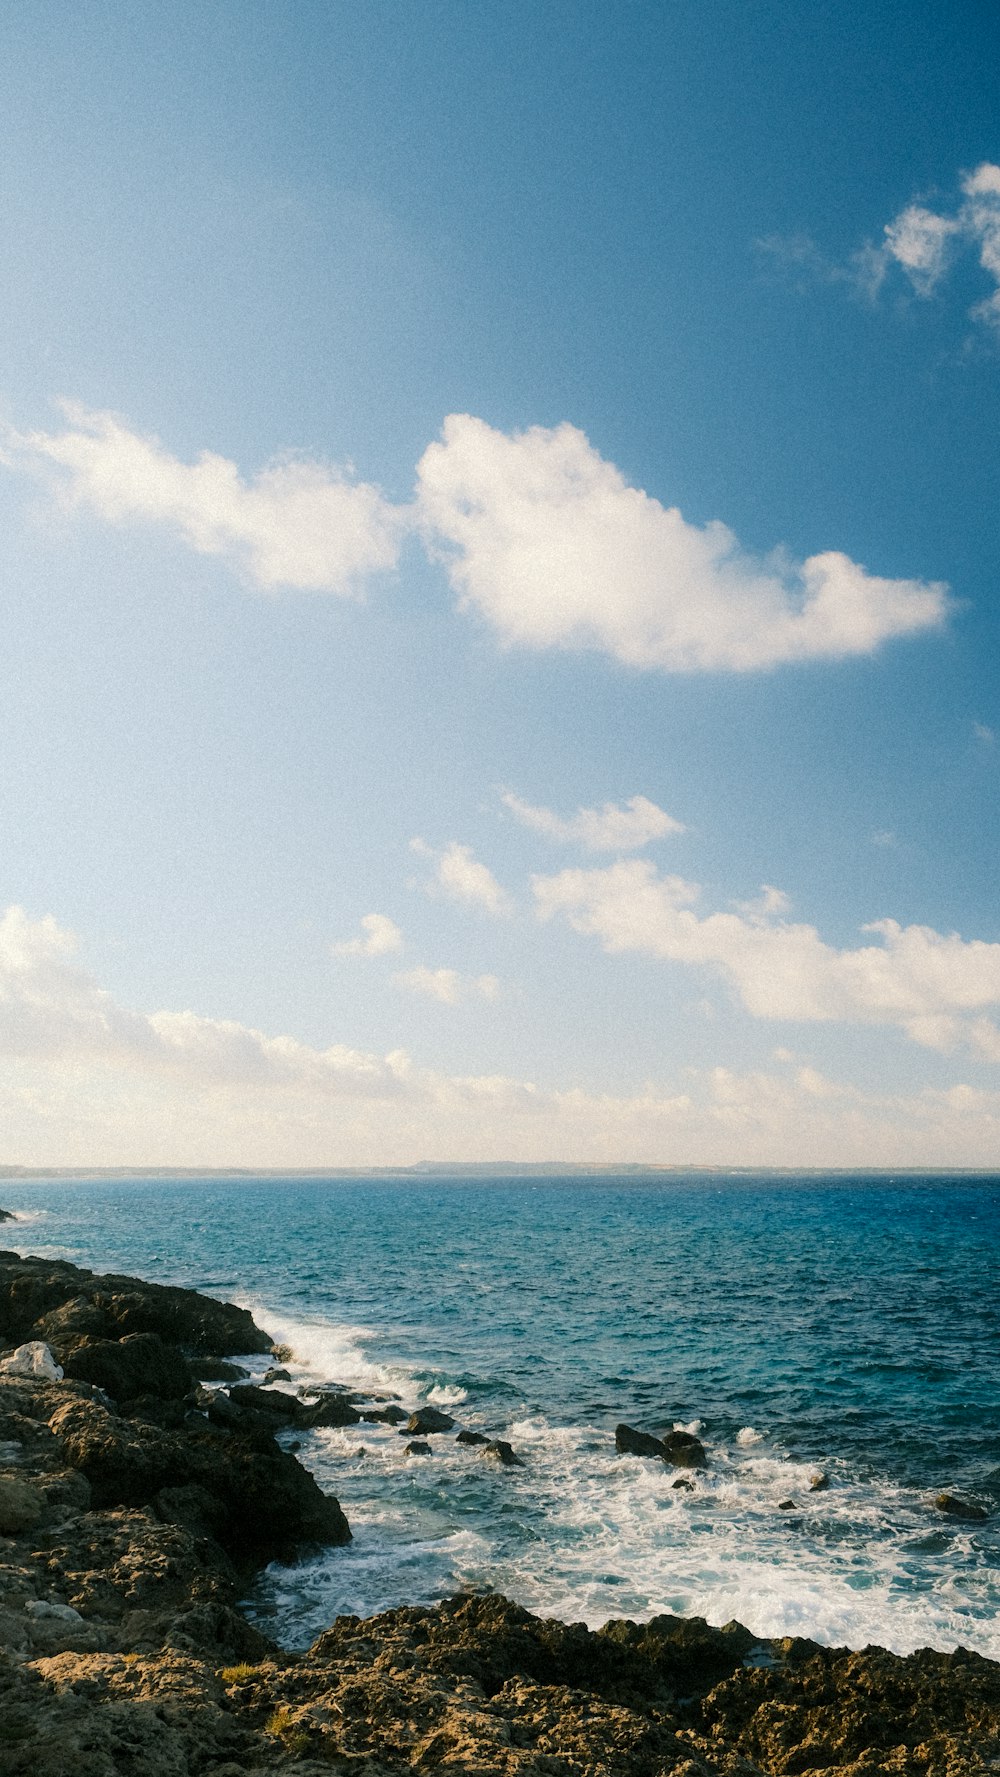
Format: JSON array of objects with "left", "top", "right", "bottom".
[
  {"left": 616, "top": 1422, "right": 709, "bottom": 1468},
  {"left": 1, "top": 1253, "right": 998, "bottom": 1774}
]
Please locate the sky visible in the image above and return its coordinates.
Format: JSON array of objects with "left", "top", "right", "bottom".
[{"left": 1, "top": 0, "right": 999, "bottom": 1168}]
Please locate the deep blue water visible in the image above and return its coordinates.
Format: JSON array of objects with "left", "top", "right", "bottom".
[{"left": 3, "top": 1172, "right": 998, "bottom": 1656}]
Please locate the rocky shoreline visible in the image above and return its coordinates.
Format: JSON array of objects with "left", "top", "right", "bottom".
[{"left": 0, "top": 1245, "right": 998, "bottom": 1774}]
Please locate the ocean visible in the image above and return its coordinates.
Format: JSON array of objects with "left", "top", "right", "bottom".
[{"left": 3, "top": 1171, "right": 998, "bottom": 1659}]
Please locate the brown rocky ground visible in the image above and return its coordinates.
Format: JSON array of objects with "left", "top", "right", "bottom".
[{"left": 0, "top": 1248, "right": 998, "bottom": 1776}]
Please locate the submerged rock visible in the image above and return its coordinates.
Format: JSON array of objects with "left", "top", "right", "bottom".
[
  {"left": 299, "top": 1391, "right": 362, "bottom": 1429},
  {"left": 456, "top": 1428, "right": 489, "bottom": 1446},
  {"left": 809, "top": 1470, "right": 830, "bottom": 1490},
  {"left": 482, "top": 1438, "right": 524, "bottom": 1467},
  {"left": 662, "top": 1429, "right": 708, "bottom": 1468},
  {"left": 615, "top": 1422, "right": 666, "bottom": 1458},
  {"left": 363, "top": 1403, "right": 408, "bottom": 1424},
  {"left": 406, "top": 1406, "right": 455, "bottom": 1434},
  {"left": 936, "top": 1491, "right": 990, "bottom": 1521},
  {"left": 404, "top": 1439, "right": 431, "bottom": 1455},
  {"left": 615, "top": 1422, "right": 708, "bottom": 1468}
]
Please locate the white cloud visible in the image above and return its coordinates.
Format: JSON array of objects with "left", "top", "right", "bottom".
[
  {"left": 876, "top": 164, "right": 1000, "bottom": 328},
  {"left": 533, "top": 858, "right": 1000, "bottom": 1059},
  {"left": 882, "top": 204, "right": 958, "bottom": 295},
  {"left": 332, "top": 913, "right": 404, "bottom": 957},
  {"left": 501, "top": 790, "right": 683, "bottom": 851},
  {"left": 394, "top": 966, "right": 500, "bottom": 1005},
  {"left": 0, "top": 905, "right": 405, "bottom": 1094},
  {"left": 733, "top": 885, "right": 792, "bottom": 918},
  {"left": 410, "top": 838, "right": 513, "bottom": 917},
  {"left": 415, "top": 415, "right": 948, "bottom": 673},
  {"left": 974, "top": 722, "right": 996, "bottom": 745},
  {"left": 6, "top": 905, "right": 1000, "bottom": 1168},
  {"left": 5, "top": 402, "right": 405, "bottom": 594}
]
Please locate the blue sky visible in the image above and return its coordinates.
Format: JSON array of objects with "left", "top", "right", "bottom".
[{"left": 2, "top": 0, "right": 999, "bottom": 1166}]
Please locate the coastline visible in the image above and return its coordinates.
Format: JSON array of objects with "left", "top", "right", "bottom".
[{"left": 0, "top": 1244, "right": 998, "bottom": 1773}]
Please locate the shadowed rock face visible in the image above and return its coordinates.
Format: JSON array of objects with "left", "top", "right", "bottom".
[
  {"left": 0, "top": 1255, "right": 999, "bottom": 1774},
  {"left": 0, "top": 1251, "right": 273, "bottom": 1358}
]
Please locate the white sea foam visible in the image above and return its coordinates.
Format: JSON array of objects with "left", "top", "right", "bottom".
[
  {"left": 238, "top": 1301, "right": 413, "bottom": 1394},
  {"left": 426, "top": 1383, "right": 469, "bottom": 1406},
  {"left": 736, "top": 1426, "right": 762, "bottom": 1446},
  {"left": 263, "top": 1389, "right": 1000, "bottom": 1662}
]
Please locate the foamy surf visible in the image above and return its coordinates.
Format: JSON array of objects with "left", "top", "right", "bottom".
[{"left": 251, "top": 1382, "right": 1000, "bottom": 1662}]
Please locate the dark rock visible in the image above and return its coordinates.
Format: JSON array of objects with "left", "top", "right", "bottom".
[
  {"left": 0, "top": 1474, "right": 45, "bottom": 1532},
  {"left": 778, "top": 1498, "right": 798, "bottom": 1510},
  {"left": 615, "top": 1422, "right": 666, "bottom": 1458},
  {"left": 187, "top": 1358, "right": 249, "bottom": 1382},
  {"left": 672, "top": 1475, "right": 695, "bottom": 1491},
  {"left": 48, "top": 1393, "right": 350, "bottom": 1557},
  {"left": 227, "top": 1383, "right": 300, "bottom": 1421},
  {"left": 154, "top": 1481, "right": 228, "bottom": 1538},
  {"left": 936, "top": 1491, "right": 990, "bottom": 1521},
  {"left": 483, "top": 1438, "right": 524, "bottom": 1467},
  {"left": 63, "top": 1332, "right": 192, "bottom": 1402},
  {"left": 456, "top": 1428, "right": 490, "bottom": 1446},
  {"left": 0, "top": 1207, "right": 14, "bottom": 1221},
  {"left": 809, "top": 1470, "right": 829, "bottom": 1490},
  {"left": 0, "top": 1251, "right": 272, "bottom": 1358},
  {"left": 264, "top": 1367, "right": 292, "bottom": 1383},
  {"left": 407, "top": 1406, "right": 456, "bottom": 1434},
  {"left": 662, "top": 1429, "right": 708, "bottom": 1468},
  {"left": 404, "top": 1440, "right": 431, "bottom": 1455},
  {"left": 206, "top": 1390, "right": 278, "bottom": 1445},
  {"left": 362, "top": 1403, "right": 408, "bottom": 1424},
  {"left": 298, "top": 1391, "right": 362, "bottom": 1429}
]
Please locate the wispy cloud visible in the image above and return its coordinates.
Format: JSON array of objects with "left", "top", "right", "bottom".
[
  {"left": 974, "top": 721, "right": 996, "bottom": 745},
  {"left": 4, "top": 401, "right": 406, "bottom": 594},
  {"left": 766, "top": 163, "right": 1000, "bottom": 333},
  {"left": 501, "top": 790, "right": 683, "bottom": 851},
  {"left": 410, "top": 838, "right": 513, "bottom": 917},
  {"left": 416, "top": 415, "right": 948, "bottom": 673},
  {"left": 394, "top": 966, "right": 500, "bottom": 1005},
  {"left": 4, "top": 905, "right": 1000, "bottom": 1168},
  {"left": 533, "top": 858, "right": 1000, "bottom": 1062},
  {"left": 332, "top": 913, "right": 404, "bottom": 957}
]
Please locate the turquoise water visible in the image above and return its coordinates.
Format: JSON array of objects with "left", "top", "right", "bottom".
[{"left": 3, "top": 1172, "right": 998, "bottom": 1657}]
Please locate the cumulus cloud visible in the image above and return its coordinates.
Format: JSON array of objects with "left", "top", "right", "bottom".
[
  {"left": 415, "top": 415, "right": 948, "bottom": 672},
  {"left": 733, "top": 885, "right": 792, "bottom": 918},
  {"left": 533, "top": 858, "right": 1000, "bottom": 1059},
  {"left": 5, "top": 402, "right": 405, "bottom": 594},
  {"left": 332, "top": 913, "right": 404, "bottom": 957},
  {"left": 501, "top": 790, "right": 683, "bottom": 851},
  {"left": 6, "top": 905, "right": 1000, "bottom": 1168},
  {"left": 860, "top": 164, "right": 1000, "bottom": 327},
  {"left": 0, "top": 905, "right": 408, "bottom": 1094},
  {"left": 394, "top": 966, "right": 500, "bottom": 1005},
  {"left": 3, "top": 402, "right": 953, "bottom": 676},
  {"left": 882, "top": 204, "right": 959, "bottom": 295},
  {"left": 410, "top": 838, "right": 513, "bottom": 917}
]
